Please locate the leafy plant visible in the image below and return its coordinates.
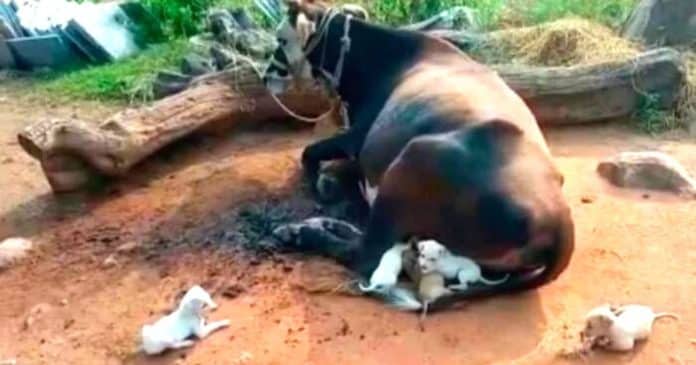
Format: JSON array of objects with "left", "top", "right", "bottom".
[
  {"left": 40, "top": 40, "right": 190, "bottom": 102},
  {"left": 140, "top": 0, "right": 218, "bottom": 38},
  {"left": 634, "top": 92, "right": 677, "bottom": 134},
  {"left": 509, "top": 0, "right": 636, "bottom": 28}
]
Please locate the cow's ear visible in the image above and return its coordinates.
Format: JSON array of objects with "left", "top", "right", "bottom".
[{"left": 339, "top": 4, "right": 369, "bottom": 20}]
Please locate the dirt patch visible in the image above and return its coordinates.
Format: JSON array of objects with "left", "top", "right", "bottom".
[{"left": 0, "top": 82, "right": 695, "bottom": 365}]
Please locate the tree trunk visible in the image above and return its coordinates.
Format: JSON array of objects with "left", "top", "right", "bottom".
[
  {"left": 434, "top": 31, "right": 685, "bottom": 125},
  {"left": 17, "top": 47, "right": 685, "bottom": 193},
  {"left": 17, "top": 66, "right": 335, "bottom": 193}
]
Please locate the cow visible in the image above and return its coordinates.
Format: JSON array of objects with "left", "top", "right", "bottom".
[{"left": 261, "top": 0, "right": 575, "bottom": 301}]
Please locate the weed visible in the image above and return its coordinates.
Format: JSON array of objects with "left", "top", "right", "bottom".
[
  {"left": 506, "top": 0, "right": 636, "bottom": 29},
  {"left": 140, "top": 0, "right": 217, "bottom": 39},
  {"left": 39, "top": 40, "right": 190, "bottom": 102},
  {"left": 634, "top": 92, "right": 678, "bottom": 134}
]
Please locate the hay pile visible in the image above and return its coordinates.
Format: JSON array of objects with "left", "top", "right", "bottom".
[
  {"left": 468, "top": 17, "right": 695, "bottom": 131},
  {"left": 472, "top": 17, "right": 642, "bottom": 66},
  {"left": 676, "top": 51, "right": 696, "bottom": 132}
]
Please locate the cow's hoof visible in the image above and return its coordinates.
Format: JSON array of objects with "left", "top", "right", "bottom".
[{"left": 272, "top": 223, "right": 302, "bottom": 245}]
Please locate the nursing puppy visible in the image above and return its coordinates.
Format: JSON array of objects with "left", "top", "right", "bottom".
[
  {"left": 417, "top": 240, "right": 509, "bottom": 291},
  {"left": 581, "top": 303, "right": 679, "bottom": 352},
  {"left": 358, "top": 243, "right": 410, "bottom": 293},
  {"left": 141, "top": 285, "right": 230, "bottom": 355}
]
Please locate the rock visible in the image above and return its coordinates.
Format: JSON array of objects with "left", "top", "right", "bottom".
[
  {"left": 0, "top": 237, "right": 33, "bottom": 269},
  {"left": 24, "top": 303, "right": 52, "bottom": 330},
  {"left": 229, "top": 8, "right": 257, "bottom": 30},
  {"left": 180, "top": 53, "right": 215, "bottom": 76},
  {"left": 60, "top": 299, "right": 69, "bottom": 306},
  {"left": 621, "top": 0, "right": 696, "bottom": 47},
  {"left": 208, "top": 9, "right": 240, "bottom": 41},
  {"left": 400, "top": 6, "right": 479, "bottom": 32},
  {"left": 210, "top": 44, "right": 237, "bottom": 70},
  {"left": 581, "top": 195, "right": 596, "bottom": 204},
  {"left": 152, "top": 71, "right": 192, "bottom": 99},
  {"left": 116, "top": 240, "right": 140, "bottom": 253},
  {"left": 102, "top": 254, "right": 118, "bottom": 268},
  {"left": 218, "top": 29, "right": 276, "bottom": 59},
  {"left": 597, "top": 151, "right": 696, "bottom": 197}
]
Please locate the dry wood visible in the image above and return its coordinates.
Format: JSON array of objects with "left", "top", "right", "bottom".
[{"left": 17, "top": 66, "right": 334, "bottom": 192}]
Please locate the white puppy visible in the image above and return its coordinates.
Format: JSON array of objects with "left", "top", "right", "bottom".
[
  {"left": 581, "top": 303, "right": 679, "bottom": 352},
  {"left": 416, "top": 239, "right": 509, "bottom": 291},
  {"left": 358, "top": 243, "right": 410, "bottom": 293},
  {"left": 141, "top": 285, "right": 230, "bottom": 355}
]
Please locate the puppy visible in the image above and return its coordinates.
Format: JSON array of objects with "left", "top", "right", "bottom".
[
  {"left": 416, "top": 240, "right": 509, "bottom": 291},
  {"left": 358, "top": 243, "right": 410, "bottom": 293},
  {"left": 418, "top": 272, "right": 451, "bottom": 329},
  {"left": 581, "top": 303, "right": 679, "bottom": 352},
  {"left": 401, "top": 240, "right": 450, "bottom": 325},
  {"left": 141, "top": 285, "right": 230, "bottom": 355}
]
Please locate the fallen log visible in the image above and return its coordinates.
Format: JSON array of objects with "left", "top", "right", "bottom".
[
  {"left": 18, "top": 66, "right": 336, "bottom": 193},
  {"left": 431, "top": 31, "right": 685, "bottom": 125},
  {"left": 18, "top": 47, "right": 685, "bottom": 193}
]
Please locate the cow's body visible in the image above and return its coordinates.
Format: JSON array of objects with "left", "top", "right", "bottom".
[{"left": 264, "top": 3, "right": 574, "bottom": 300}]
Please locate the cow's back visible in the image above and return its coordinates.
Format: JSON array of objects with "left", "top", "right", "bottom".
[{"left": 359, "top": 47, "right": 549, "bottom": 186}]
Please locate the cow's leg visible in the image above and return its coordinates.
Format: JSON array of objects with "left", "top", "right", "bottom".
[
  {"left": 316, "top": 159, "right": 364, "bottom": 203},
  {"left": 301, "top": 132, "right": 356, "bottom": 192},
  {"left": 351, "top": 196, "right": 398, "bottom": 278}
]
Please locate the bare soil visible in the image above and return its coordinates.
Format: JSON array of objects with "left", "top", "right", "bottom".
[{"left": 0, "top": 80, "right": 695, "bottom": 365}]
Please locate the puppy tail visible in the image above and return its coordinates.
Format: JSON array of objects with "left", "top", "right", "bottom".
[
  {"left": 655, "top": 312, "right": 680, "bottom": 321},
  {"left": 479, "top": 273, "right": 510, "bottom": 285},
  {"left": 381, "top": 287, "right": 422, "bottom": 312},
  {"left": 358, "top": 282, "right": 377, "bottom": 292}
]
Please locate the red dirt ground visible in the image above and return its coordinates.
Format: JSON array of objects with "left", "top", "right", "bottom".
[{"left": 0, "top": 82, "right": 695, "bottom": 365}]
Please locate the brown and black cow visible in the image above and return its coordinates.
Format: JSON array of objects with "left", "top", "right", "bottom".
[{"left": 261, "top": 0, "right": 575, "bottom": 302}]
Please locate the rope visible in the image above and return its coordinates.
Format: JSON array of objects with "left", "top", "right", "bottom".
[
  {"left": 219, "top": 7, "right": 354, "bottom": 125},
  {"left": 233, "top": 51, "right": 341, "bottom": 124}
]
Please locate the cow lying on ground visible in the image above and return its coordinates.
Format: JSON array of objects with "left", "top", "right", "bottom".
[{"left": 262, "top": 0, "right": 575, "bottom": 302}]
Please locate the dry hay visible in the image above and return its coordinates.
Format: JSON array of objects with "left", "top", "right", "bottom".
[
  {"left": 483, "top": 17, "right": 642, "bottom": 67},
  {"left": 467, "top": 18, "right": 696, "bottom": 131},
  {"left": 675, "top": 50, "right": 696, "bottom": 132}
]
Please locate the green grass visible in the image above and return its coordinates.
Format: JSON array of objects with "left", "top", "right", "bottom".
[
  {"left": 344, "top": 0, "right": 505, "bottom": 30},
  {"left": 350, "top": 0, "right": 635, "bottom": 30},
  {"left": 507, "top": 0, "right": 636, "bottom": 28},
  {"left": 39, "top": 40, "right": 190, "bottom": 103}
]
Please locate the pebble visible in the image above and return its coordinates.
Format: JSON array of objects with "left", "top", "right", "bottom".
[
  {"left": 102, "top": 254, "right": 118, "bottom": 268},
  {"left": 116, "top": 241, "right": 139, "bottom": 253}
]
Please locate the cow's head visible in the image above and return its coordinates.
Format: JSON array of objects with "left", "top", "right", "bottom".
[{"left": 258, "top": 0, "right": 368, "bottom": 94}]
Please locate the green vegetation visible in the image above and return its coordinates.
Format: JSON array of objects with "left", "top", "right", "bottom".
[
  {"left": 352, "top": 0, "right": 635, "bottom": 30},
  {"left": 507, "top": 0, "right": 636, "bottom": 28},
  {"left": 634, "top": 92, "right": 680, "bottom": 134},
  {"left": 39, "top": 40, "right": 190, "bottom": 103}
]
